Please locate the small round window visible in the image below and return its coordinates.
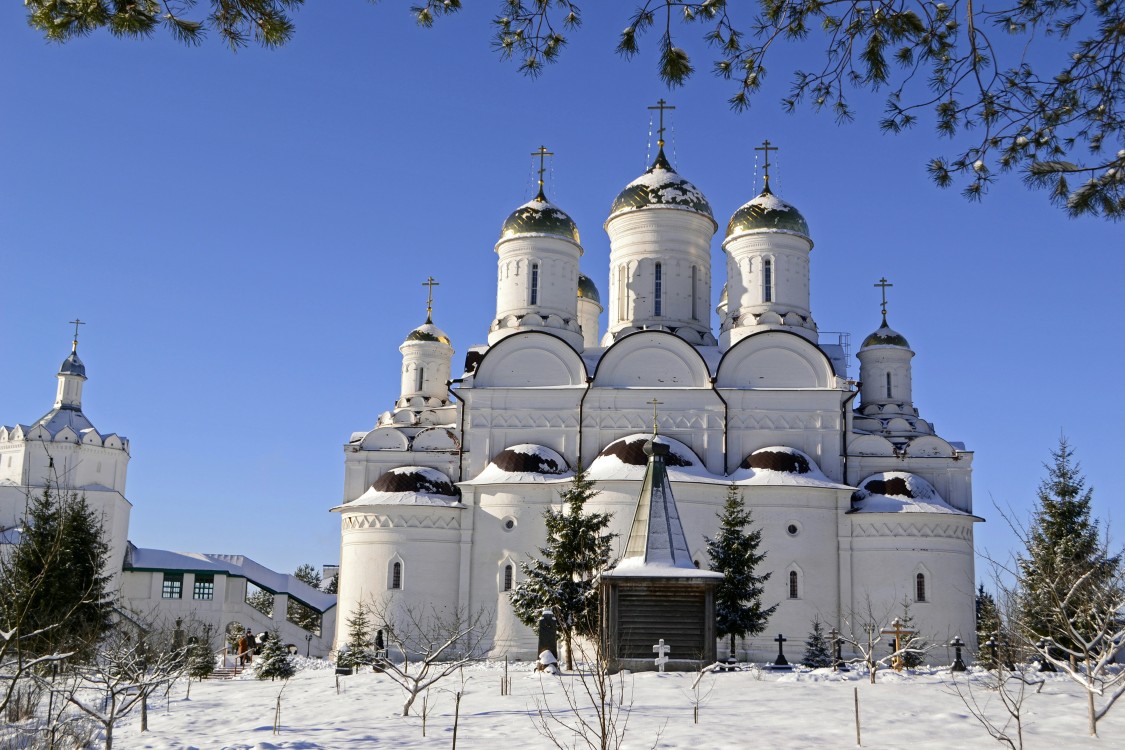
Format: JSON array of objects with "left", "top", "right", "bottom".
[
  {"left": 786, "top": 523, "right": 800, "bottom": 536},
  {"left": 503, "top": 517, "right": 516, "bottom": 531}
]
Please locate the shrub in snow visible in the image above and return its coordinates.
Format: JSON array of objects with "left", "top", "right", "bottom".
[{"left": 255, "top": 629, "right": 296, "bottom": 681}]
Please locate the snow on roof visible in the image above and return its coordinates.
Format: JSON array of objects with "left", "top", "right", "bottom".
[
  {"left": 603, "top": 559, "right": 723, "bottom": 579},
  {"left": 587, "top": 434, "right": 715, "bottom": 482},
  {"left": 126, "top": 548, "right": 336, "bottom": 612},
  {"left": 344, "top": 466, "right": 465, "bottom": 507},
  {"left": 729, "top": 447, "right": 850, "bottom": 489},
  {"left": 849, "top": 472, "right": 968, "bottom": 515},
  {"left": 464, "top": 444, "right": 574, "bottom": 485}
]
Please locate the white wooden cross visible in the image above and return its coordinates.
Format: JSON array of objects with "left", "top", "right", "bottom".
[{"left": 653, "top": 639, "right": 671, "bottom": 672}]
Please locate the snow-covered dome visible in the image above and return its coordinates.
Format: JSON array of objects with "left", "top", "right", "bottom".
[
  {"left": 489, "top": 444, "right": 569, "bottom": 475},
  {"left": 739, "top": 446, "right": 817, "bottom": 475},
  {"left": 608, "top": 149, "right": 713, "bottom": 220},
  {"left": 500, "top": 189, "right": 580, "bottom": 244},
  {"left": 593, "top": 434, "right": 699, "bottom": 468},
  {"left": 850, "top": 472, "right": 964, "bottom": 514},
  {"left": 59, "top": 350, "right": 86, "bottom": 377},
  {"left": 860, "top": 318, "right": 911, "bottom": 350},
  {"left": 726, "top": 186, "right": 810, "bottom": 239},
  {"left": 348, "top": 466, "right": 462, "bottom": 506},
  {"left": 405, "top": 321, "right": 451, "bottom": 345},
  {"left": 577, "top": 273, "right": 601, "bottom": 305}
]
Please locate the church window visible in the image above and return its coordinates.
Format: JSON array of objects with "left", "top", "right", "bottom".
[
  {"left": 503, "top": 564, "right": 513, "bottom": 592},
  {"left": 529, "top": 263, "right": 540, "bottom": 305},
  {"left": 886, "top": 372, "right": 893, "bottom": 399},
  {"left": 787, "top": 523, "right": 799, "bottom": 536},
  {"left": 391, "top": 562, "right": 402, "bottom": 590},
  {"left": 654, "top": 262, "right": 663, "bottom": 316},
  {"left": 416, "top": 366, "right": 425, "bottom": 393},
  {"left": 916, "top": 573, "right": 926, "bottom": 602},
  {"left": 690, "top": 266, "right": 698, "bottom": 320},
  {"left": 788, "top": 570, "right": 799, "bottom": 599},
  {"left": 193, "top": 574, "right": 215, "bottom": 600},
  {"left": 764, "top": 259, "right": 774, "bottom": 302},
  {"left": 161, "top": 573, "right": 183, "bottom": 599},
  {"left": 617, "top": 266, "right": 627, "bottom": 320}
]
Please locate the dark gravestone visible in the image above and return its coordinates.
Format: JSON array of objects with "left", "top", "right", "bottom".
[
  {"left": 768, "top": 633, "right": 792, "bottom": 670},
  {"left": 948, "top": 636, "right": 967, "bottom": 672},
  {"left": 538, "top": 610, "right": 559, "bottom": 661}
]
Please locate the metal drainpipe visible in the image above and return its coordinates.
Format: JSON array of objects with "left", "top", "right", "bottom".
[
  {"left": 577, "top": 376, "right": 593, "bottom": 467},
  {"left": 447, "top": 379, "right": 466, "bottom": 482},
  {"left": 840, "top": 381, "right": 861, "bottom": 485},
  {"left": 710, "top": 377, "right": 730, "bottom": 476}
]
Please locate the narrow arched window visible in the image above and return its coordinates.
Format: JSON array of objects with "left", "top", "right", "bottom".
[
  {"left": 690, "top": 266, "right": 698, "bottom": 320},
  {"left": 916, "top": 573, "right": 926, "bottom": 602},
  {"left": 503, "top": 565, "right": 513, "bottom": 592},
  {"left": 764, "top": 258, "right": 773, "bottom": 302},
  {"left": 789, "top": 570, "right": 799, "bottom": 599},
  {"left": 617, "top": 265, "right": 627, "bottom": 320},
  {"left": 416, "top": 366, "right": 425, "bottom": 393},
  {"left": 886, "top": 372, "right": 893, "bottom": 399},
  {"left": 654, "top": 262, "right": 663, "bottom": 316},
  {"left": 529, "top": 262, "right": 540, "bottom": 305},
  {"left": 391, "top": 562, "right": 402, "bottom": 590}
]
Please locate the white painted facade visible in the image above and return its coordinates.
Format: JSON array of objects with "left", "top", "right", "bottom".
[{"left": 334, "top": 146, "right": 981, "bottom": 662}]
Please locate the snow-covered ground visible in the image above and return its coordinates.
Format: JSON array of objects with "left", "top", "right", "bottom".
[{"left": 113, "top": 659, "right": 1121, "bottom": 749}]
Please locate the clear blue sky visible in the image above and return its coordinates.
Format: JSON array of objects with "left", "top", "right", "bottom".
[{"left": 2, "top": 4, "right": 1120, "bottom": 581}]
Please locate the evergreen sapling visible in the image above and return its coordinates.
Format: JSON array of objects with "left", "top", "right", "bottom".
[
  {"left": 802, "top": 617, "right": 833, "bottom": 668},
  {"left": 255, "top": 629, "right": 296, "bottom": 681}
]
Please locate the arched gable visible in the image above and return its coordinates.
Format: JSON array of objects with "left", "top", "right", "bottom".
[
  {"left": 474, "top": 331, "right": 587, "bottom": 387},
  {"left": 848, "top": 434, "right": 896, "bottom": 456},
  {"left": 906, "top": 435, "right": 957, "bottom": 458},
  {"left": 593, "top": 330, "right": 711, "bottom": 388},
  {"left": 413, "top": 427, "right": 460, "bottom": 452},
  {"left": 716, "top": 330, "right": 835, "bottom": 388},
  {"left": 360, "top": 427, "right": 409, "bottom": 451}
]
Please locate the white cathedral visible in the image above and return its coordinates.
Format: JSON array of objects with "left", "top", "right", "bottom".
[{"left": 333, "top": 134, "right": 981, "bottom": 661}]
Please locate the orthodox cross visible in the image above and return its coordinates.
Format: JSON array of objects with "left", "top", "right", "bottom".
[
  {"left": 874, "top": 277, "right": 893, "bottom": 322},
  {"left": 652, "top": 638, "right": 671, "bottom": 672},
  {"left": 647, "top": 397, "right": 663, "bottom": 436},
  {"left": 755, "top": 139, "right": 778, "bottom": 191},
  {"left": 648, "top": 98, "right": 675, "bottom": 148},
  {"left": 422, "top": 277, "right": 439, "bottom": 323},
  {"left": 532, "top": 145, "right": 553, "bottom": 199},
  {"left": 880, "top": 617, "right": 914, "bottom": 672},
  {"left": 68, "top": 318, "right": 85, "bottom": 351}
]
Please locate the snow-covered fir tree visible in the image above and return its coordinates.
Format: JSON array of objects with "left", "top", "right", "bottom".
[
  {"left": 509, "top": 465, "right": 615, "bottom": 670},
  {"left": 802, "top": 617, "right": 833, "bottom": 668},
  {"left": 255, "top": 629, "right": 295, "bottom": 681},
  {"left": 337, "top": 607, "right": 375, "bottom": 670},
  {"left": 1016, "top": 438, "right": 1122, "bottom": 649},
  {"left": 975, "top": 584, "right": 1001, "bottom": 645},
  {"left": 187, "top": 635, "right": 215, "bottom": 681},
  {"left": 897, "top": 600, "right": 926, "bottom": 668},
  {"left": 705, "top": 484, "right": 777, "bottom": 660}
]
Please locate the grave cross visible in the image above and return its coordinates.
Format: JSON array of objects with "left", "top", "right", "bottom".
[
  {"left": 773, "top": 633, "right": 790, "bottom": 667},
  {"left": 422, "top": 277, "right": 439, "bottom": 323},
  {"left": 880, "top": 617, "right": 914, "bottom": 672},
  {"left": 652, "top": 639, "right": 671, "bottom": 672}
]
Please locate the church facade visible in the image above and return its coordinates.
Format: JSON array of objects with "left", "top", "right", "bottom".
[{"left": 334, "top": 138, "right": 980, "bottom": 661}]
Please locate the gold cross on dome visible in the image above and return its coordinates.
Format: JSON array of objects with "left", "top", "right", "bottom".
[
  {"left": 647, "top": 397, "right": 664, "bottom": 436},
  {"left": 874, "top": 277, "right": 893, "bottom": 322},
  {"left": 755, "top": 139, "right": 778, "bottom": 190},
  {"left": 532, "top": 145, "right": 553, "bottom": 199},
  {"left": 422, "top": 277, "right": 439, "bottom": 323},
  {"left": 648, "top": 99, "right": 676, "bottom": 148},
  {"left": 68, "top": 318, "right": 85, "bottom": 351}
]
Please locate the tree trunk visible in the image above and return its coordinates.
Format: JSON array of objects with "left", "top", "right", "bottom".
[
  {"left": 1088, "top": 688, "right": 1097, "bottom": 736},
  {"left": 140, "top": 693, "right": 148, "bottom": 732},
  {"left": 104, "top": 722, "right": 113, "bottom": 750},
  {"left": 729, "top": 634, "right": 736, "bottom": 661},
  {"left": 564, "top": 631, "right": 574, "bottom": 671},
  {"left": 402, "top": 690, "right": 418, "bottom": 717}
]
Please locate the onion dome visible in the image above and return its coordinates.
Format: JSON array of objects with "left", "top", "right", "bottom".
[
  {"left": 500, "top": 187, "right": 581, "bottom": 244},
  {"left": 850, "top": 472, "right": 966, "bottom": 515},
  {"left": 726, "top": 186, "right": 810, "bottom": 239},
  {"left": 577, "top": 273, "right": 601, "bottom": 305},
  {"left": 609, "top": 148, "right": 713, "bottom": 220},
  {"left": 489, "top": 444, "right": 569, "bottom": 475},
  {"left": 59, "top": 350, "right": 86, "bottom": 378},
  {"left": 860, "top": 317, "right": 910, "bottom": 350},
  {"left": 405, "top": 321, "right": 451, "bottom": 345}
]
